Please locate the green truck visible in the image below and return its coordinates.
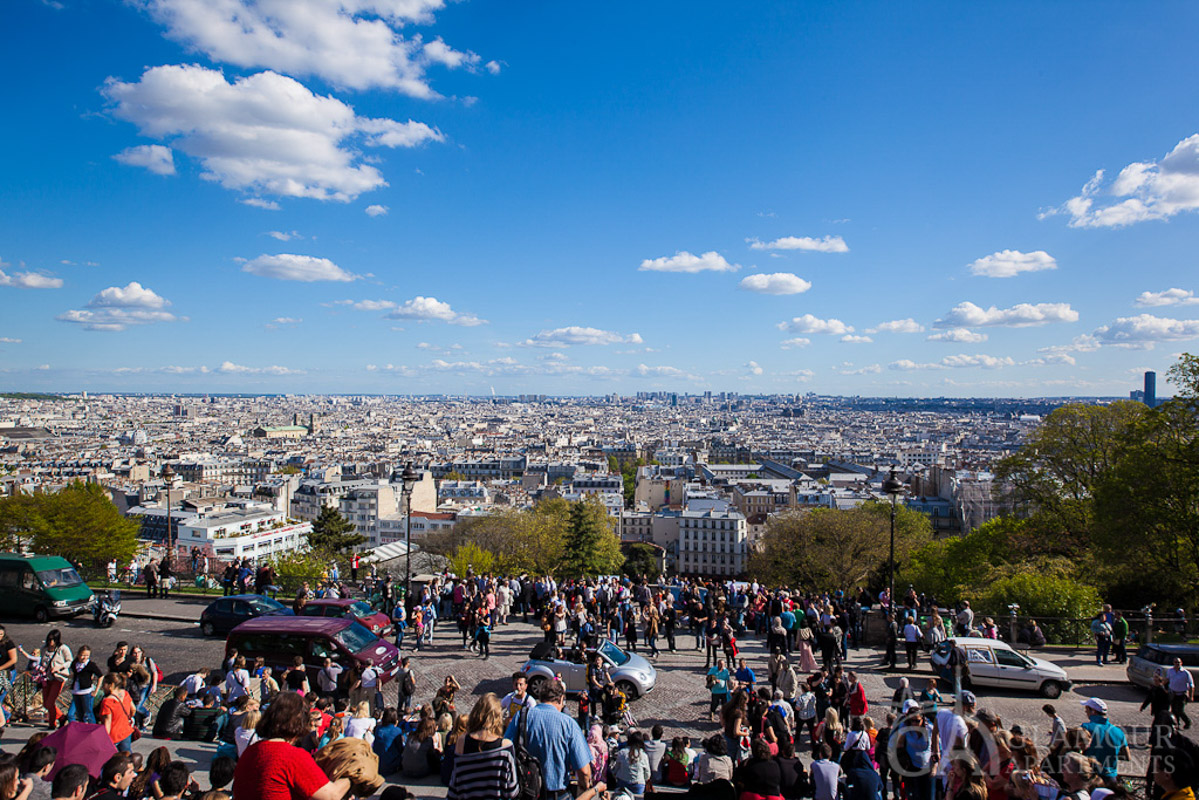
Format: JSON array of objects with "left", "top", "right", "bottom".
[{"left": 0, "top": 553, "right": 94, "bottom": 622}]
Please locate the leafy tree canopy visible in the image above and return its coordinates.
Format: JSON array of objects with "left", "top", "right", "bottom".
[{"left": 308, "top": 505, "right": 365, "bottom": 554}]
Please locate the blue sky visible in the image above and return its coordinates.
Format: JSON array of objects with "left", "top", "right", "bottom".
[{"left": 2, "top": 0, "right": 1199, "bottom": 396}]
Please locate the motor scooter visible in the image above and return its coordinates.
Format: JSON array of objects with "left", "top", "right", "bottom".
[{"left": 93, "top": 589, "right": 121, "bottom": 628}]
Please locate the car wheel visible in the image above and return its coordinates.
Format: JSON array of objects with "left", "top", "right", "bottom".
[
  {"left": 201, "top": 620, "right": 216, "bottom": 637},
  {"left": 527, "top": 675, "right": 548, "bottom": 697},
  {"left": 33, "top": 606, "right": 49, "bottom": 624},
  {"left": 616, "top": 680, "right": 639, "bottom": 701},
  {"left": 1040, "top": 681, "right": 1063, "bottom": 699}
]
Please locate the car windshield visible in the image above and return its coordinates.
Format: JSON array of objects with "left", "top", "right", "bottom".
[
  {"left": 334, "top": 621, "right": 379, "bottom": 653},
  {"left": 250, "top": 597, "right": 285, "bottom": 613},
  {"left": 349, "top": 601, "right": 373, "bottom": 616},
  {"left": 36, "top": 567, "right": 83, "bottom": 589},
  {"left": 599, "top": 640, "right": 630, "bottom": 666}
]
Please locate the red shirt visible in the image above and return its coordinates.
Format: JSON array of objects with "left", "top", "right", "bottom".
[{"left": 233, "top": 740, "right": 330, "bottom": 800}]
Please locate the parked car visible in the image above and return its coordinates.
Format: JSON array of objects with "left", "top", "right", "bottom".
[
  {"left": 200, "top": 594, "right": 293, "bottom": 636},
  {"left": 931, "top": 636, "right": 1072, "bottom": 698},
  {"left": 299, "top": 598, "right": 393, "bottom": 636},
  {"left": 0, "top": 553, "right": 93, "bottom": 622},
  {"left": 1126, "top": 643, "right": 1199, "bottom": 689},
  {"left": 227, "top": 616, "right": 401, "bottom": 685},
  {"left": 521, "top": 639, "right": 657, "bottom": 700}
]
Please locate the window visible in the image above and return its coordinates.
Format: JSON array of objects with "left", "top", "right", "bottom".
[{"left": 995, "top": 649, "right": 1028, "bottom": 668}]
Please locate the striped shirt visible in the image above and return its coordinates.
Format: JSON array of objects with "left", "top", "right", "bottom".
[{"left": 447, "top": 741, "right": 520, "bottom": 800}]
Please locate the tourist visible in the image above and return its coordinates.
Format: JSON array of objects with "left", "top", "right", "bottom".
[
  {"left": 1168, "top": 657, "right": 1194, "bottom": 730},
  {"left": 502, "top": 679, "right": 592, "bottom": 800},
  {"left": 98, "top": 673, "right": 137, "bottom": 752},
  {"left": 232, "top": 692, "right": 351, "bottom": 799}
]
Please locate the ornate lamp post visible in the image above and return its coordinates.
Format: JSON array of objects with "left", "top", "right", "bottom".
[
  {"left": 162, "top": 463, "right": 176, "bottom": 560},
  {"left": 400, "top": 462, "right": 419, "bottom": 610},
  {"left": 883, "top": 467, "right": 905, "bottom": 615}
]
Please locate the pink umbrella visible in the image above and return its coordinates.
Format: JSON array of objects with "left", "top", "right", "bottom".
[{"left": 40, "top": 722, "right": 118, "bottom": 780}]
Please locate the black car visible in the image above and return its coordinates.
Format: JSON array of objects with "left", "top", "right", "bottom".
[{"left": 199, "top": 594, "right": 293, "bottom": 636}]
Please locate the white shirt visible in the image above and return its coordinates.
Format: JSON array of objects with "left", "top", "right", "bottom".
[
  {"left": 345, "top": 716, "right": 376, "bottom": 740},
  {"left": 904, "top": 623, "right": 921, "bottom": 643},
  {"left": 1169, "top": 667, "right": 1195, "bottom": 694},
  {"left": 360, "top": 666, "right": 379, "bottom": 689},
  {"left": 935, "top": 708, "right": 969, "bottom": 776},
  {"left": 501, "top": 691, "right": 537, "bottom": 717},
  {"left": 235, "top": 726, "right": 259, "bottom": 756},
  {"left": 225, "top": 669, "right": 251, "bottom": 701},
  {"left": 182, "top": 673, "right": 205, "bottom": 697},
  {"left": 318, "top": 664, "right": 344, "bottom": 693}
]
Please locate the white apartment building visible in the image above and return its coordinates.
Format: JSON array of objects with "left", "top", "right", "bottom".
[
  {"left": 174, "top": 505, "right": 312, "bottom": 560},
  {"left": 677, "top": 509, "right": 748, "bottom": 577}
]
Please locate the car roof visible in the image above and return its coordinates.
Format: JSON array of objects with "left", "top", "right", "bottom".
[
  {"left": 210, "top": 594, "right": 279, "bottom": 604},
  {"left": 305, "top": 599, "right": 356, "bottom": 608},
  {"left": 233, "top": 616, "right": 354, "bottom": 635},
  {"left": 1144, "top": 644, "right": 1199, "bottom": 654},
  {"left": 0, "top": 553, "right": 73, "bottom": 569},
  {"left": 949, "top": 637, "right": 1013, "bottom": 647}
]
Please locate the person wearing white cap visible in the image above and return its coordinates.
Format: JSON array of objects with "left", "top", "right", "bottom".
[{"left": 1080, "top": 697, "right": 1129, "bottom": 781}]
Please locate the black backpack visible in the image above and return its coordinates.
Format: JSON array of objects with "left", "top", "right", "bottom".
[{"left": 514, "top": 707, "right": 543, "bottom": 800}]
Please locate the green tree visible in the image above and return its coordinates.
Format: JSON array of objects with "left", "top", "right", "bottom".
[
  {"left": 969, "top": 572, "right": 1101, "bottom": 645},
  {"left": 442, "top": 471, "right": 468, "bottom": 482},
  {"left": 621, "top": 543, "right": 661, "bottom": 580},
  {"left": 308, "top": 505, "right": 365, "bottom": 553},
  {"left": 559, "top": 498, "right": 624, "bottom": 579},
  {"left": 267, "top": 548, "right": 339, "bottom": 594},
  {"left": 0, "top": 493, "right": 41, "bottom": 552},
  {"left": 13, "top": 482, "right": 140, "bottom": 570},
  {"left": 449, "top": 541, "right": 497, "bottom": 576},
  {"left": 749, "top": 503, "right": 932, "bottom": 593}
]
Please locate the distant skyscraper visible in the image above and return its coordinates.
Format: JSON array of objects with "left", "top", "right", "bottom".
[{"left": 1145, "top": 371, "right": 1157, "bottom": 408}]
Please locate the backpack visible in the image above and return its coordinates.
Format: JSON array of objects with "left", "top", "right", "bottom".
[
  {"left": 402, "top": 671, "right": 416, "bottom": 697},
  {"left": 514, "top": 707, "right": 543, "bottom": 800}
]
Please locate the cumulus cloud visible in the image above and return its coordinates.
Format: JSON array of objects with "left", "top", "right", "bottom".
[
  {"left": 1037, "top": 335, "right": 1102, "bottom": 356},
  {"left": 747, "top": 235, "right": 848, "bottom": 253},
  {"left": 137, "top": 0, "right": 485, "bottom": 98},
  {"left": 365, "top": 204, "right": 389, "bottom": 217},
  {"left": 1136, "top": 288, "right": 1199, "bottom": 307},
  {"left": 840, "top": 335, "right": 873, "bottom": 344},
  {"left": 520, "top": 326, "right": 642, "bottom": 347},
  {"left": 242, "top": 253, "right": 358, "bottom": 282},
  {"left": 269, "top": 316, "right": 302, "bottom": 325},
  {"left": 1025, "top": 353, "right": 1077, "bottom": 367},
  {"left": 934, "top": 301, "right": 1078, "bottom": 328},
  {"left": 334, "top": 299, "right": 397, "bottom": 311},
  {"left": 103, "top": 65, "right": 443, "bottom": 204},
  {"left": 1043, "top": 134, "right": 1199, "bottom": 228},
  {"left": 889, "top": 354, "right": 1015, "bottom": 371},
  {"left": 834, "top": 363, "right": 882, "bottom": 375},
  {"left": 1092, "top": 314, "right": 1199, "bottom": 349},
  {"left": 0, "top": 267, "right": 64, "bottom": 289},
  {"left": 867, "top": 318, "right": 925, "bottom": 334},
  {"left": 635, "top": 364, "right": 699, "bottom": 380},
  {"left": 777, "top": 314, "right": 853, "bottom": 335},
  {"left": 926, "top": 328, "right": 988, "bottom": 343},
  {"left": 267, "top": 230, "right": 302, "bottom": 241},
  {"left": 57, "top": 281, "right": 178, "bottom": 331},
  {"left": 385, "top": 296, "right": 486, "bottom": 326},
  {"left": 780, "top": 337, "right": 811, "bottom": 350},
  {"left": 738, "top": 272, "right": 812, "bottom": 295},
  {"left": 968, "top": 249, "right": 1057, "bottom": 278},
  {"left": 746, "top": 361, "right": 764, "bottom": 376},
  {"left": 217, "top": 361, "right": 304, "bottom": 375},
  {"left": 638, "top": 251, "right": 739, "bottom": 273},
  {"left": 113, "top": 144, "right": 176, "bottom": 176}
]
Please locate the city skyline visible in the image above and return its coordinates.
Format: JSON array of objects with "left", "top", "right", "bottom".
[{"left": 3, "top": 1, "right": 1199, "bottom": 396}]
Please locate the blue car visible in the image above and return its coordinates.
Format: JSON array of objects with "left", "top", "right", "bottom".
[{"left": 199, "top": 594, "right": 292, "bottom": 636}]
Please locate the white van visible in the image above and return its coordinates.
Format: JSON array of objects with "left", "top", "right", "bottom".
[{"left": 931, "top": 636, "right": 1072, "bottom": 698}]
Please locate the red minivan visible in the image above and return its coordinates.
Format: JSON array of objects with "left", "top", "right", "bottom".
[{"left": 226, "top": 616, "right": 401, "bottom": 684}]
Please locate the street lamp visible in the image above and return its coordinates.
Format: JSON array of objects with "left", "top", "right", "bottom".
[
  {"left": 400, "top": 461, "right": 419, "bottom": 610},
  {"left": 162, "top": 463, "right": 175, "bottom": 561},
  {"left": 882, "top": 466, "right": 905, "bottom": 616}
]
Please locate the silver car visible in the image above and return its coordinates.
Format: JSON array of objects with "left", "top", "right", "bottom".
[{"left": 521, "top": 639, "right": 657, "bottom": 700}]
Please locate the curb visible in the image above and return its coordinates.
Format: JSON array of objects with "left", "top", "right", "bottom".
[{"left": 120, "top": 611, "right": 197, "bottom": 624}]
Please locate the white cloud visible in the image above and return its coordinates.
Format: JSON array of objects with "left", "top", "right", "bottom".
[
  {"left": 243, "top": 253, "right": 358, "bottom": 282},
  {"left": 926, "top": 328, "right": 988, "bottom": 343},
  {"left": 270, "top": 317, "right": 302, "bottom": 325},
  {"left": 103, "top": 65, "right": 443, "bottom": 204},
  {"left": 934, "top": 301, "right": 1078, "bottom": 328},
  {"left": 867, "top": 318, "right": 925, "bottom": 334},
  {"left": 968, "top": 249, "right": 1057, "bottom": 278},
  {"left": 777, "top": 314, "right": 853, "bottom": 335},
  {"left": 267, "top": 230, "right": 302, "bottom": 241},
  {"left": 113, "top": 144, "right": 176, "bottom": 176},
  {"left": 385, "top": 296, "right": 486, "bottom": 326},
  {"left": 1044, "top": 135, "right": 1199, "bottom": 228},
  {"left": 89, "top": 281, "right": 169, "bottom": 309},
  {"left": 738, "top": 272, "right": 812, "bottom": 295},
  {"left": 1092, "top": 314, "right": 1199, "bottom": 349},
  {"left": 521, "top": 326, "right": 641, "bottom": 347},
  {"left": 1135, "top": 288, "right": 1199, "bottom": 307},
  {"left": 1037, "top": 335, "right": 1101, "bottom": 355},
  {"left": 840, "top": 334, "right": 873, "bottom": 344},
  {"left": 242, "top": 197, "right": 280, "bottom": 210},
  {"left": 218, "top": 361, "right": 304, "bottom": 375},
  {"left": 638, "top": 251, "right": 739, "bottom": 273},
  {"left": 890, "top": 354, "right": 1015, "bottom": 371},
  {"left": 1025, "top": 353, "right": 1077, "bottom": 367},
  {"left": 779, "top": 337, "right": 811, "bottom": 350},
  {"left": 57, "top": 281, "right": 179, "bottom": 331},
  {"left": 746, "top": 361, "right": 764, "bottom": 376},
  {"left": 365, "top": 204, "right": 389, "bottom": 217},
  {"left": 635, "top": 364, "right": 698, "bottom": 380},
  {"left": 334, "top": 299, "right": 397, "bottom": 311},
  {"left": 0, "top": 337, "right": 22, "bottom": 344},
  {"left": 138, "top": 0, "right": 483, "bottom": 98},
  {"left": 0, "top": 267, "right": 63, "bottom": 289},
  {"left": 785, "top": 369, "right": 815, "bottom": 382},
  {"left": 834, "top": 363, "right": 881, "bottom": 375},
  {"left": 747, "top": 235, "right": 848, "bottom": 253},
  {"left": 485, "top": 60, "right": 501, "bottom": 75}
]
